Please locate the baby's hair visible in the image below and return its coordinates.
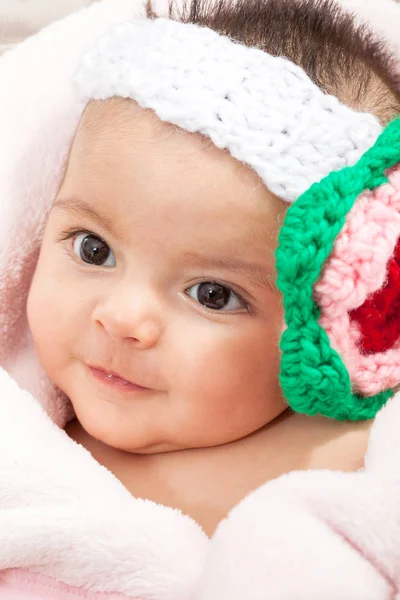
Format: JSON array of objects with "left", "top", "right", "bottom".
[{"left": 147, "top": 0, "right": 400, "bottom": 123}]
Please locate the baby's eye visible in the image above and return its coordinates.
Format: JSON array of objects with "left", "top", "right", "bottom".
[
  {"left": 73, "top": 233, "right": 116, "bottom": 267},
  {"left": 186, "top": 281, "right": 246, "bottom": 311}
]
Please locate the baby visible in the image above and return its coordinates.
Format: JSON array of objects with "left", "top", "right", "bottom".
[{"left": 24, "top": 0, "right": 400, "bottom": 540}]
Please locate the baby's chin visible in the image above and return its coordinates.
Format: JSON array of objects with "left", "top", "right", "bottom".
[
  {"left": 69, "top": 410, "right": 192, "bottom": 455},
  {"left": 74, "top": 416, "right": 177, "bottom": 454},
  {"left": 70, "top": 407, "right": 264, "bottom": 456},
  {"left": 66, "top": 374, "right": 280, "bottom": 454}
]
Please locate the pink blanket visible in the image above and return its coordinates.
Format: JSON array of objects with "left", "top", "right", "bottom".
[{"left": 0, "top": 1, "right": 400, "bottom": 599}]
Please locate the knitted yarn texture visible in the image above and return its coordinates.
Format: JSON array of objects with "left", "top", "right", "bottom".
[
  {"left": 276, "top": 118, "right": 400, "bottom": 421},
  {"left": 350, "top": 237, "right": 400, "bottom": 356},
  {"left": 316, "top": 165, "right": 400, "bottom": 398},
  {"left": 74, "top": 18, "right": 382, "bottom": 203}
]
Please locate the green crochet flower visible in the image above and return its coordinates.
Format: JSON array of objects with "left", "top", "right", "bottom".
[{"left": 276, "top": 117, "right": 400, "bottom": 421}]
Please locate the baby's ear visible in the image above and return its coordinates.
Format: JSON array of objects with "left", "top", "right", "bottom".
[
  {"left": 364, "top": 391, "right": 400, "bottom": 478},
  {"left": 276, "top": 118, "right": 400, "bottom": 421}
]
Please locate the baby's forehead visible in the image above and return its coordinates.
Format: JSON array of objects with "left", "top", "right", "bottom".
[
  {"left": 71, "top": 97, "right": 263, "bottom": 194},
  {"left": 77, "top": 98, "right": 208, "bottom": 152},
  {"left": 60, "top": 97, "right": 283, "bottom": 244}
]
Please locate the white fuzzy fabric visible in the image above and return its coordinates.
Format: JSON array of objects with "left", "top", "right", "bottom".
[
  {"left": 337, "top": 0, "right": 400, "bottom": 57},
  {"left": 0, "top": 368, "right": 208, "bottom": 600},
  {"left": 0, "top": 0, "right": 400, "bottom": 598},
  {"left": 75, "top": 18, "right": 382, "bottom": 203},
  {"left": 1, "top": 365, "right": 400, "bottom": 599},
  {"left": 195, "top": 396, "right": 400, "bottom": 599}
]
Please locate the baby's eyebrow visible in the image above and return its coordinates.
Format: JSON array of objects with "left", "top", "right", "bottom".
[
  {"left": 52, "top": 196, "right": 118, "bottom": 238},
  {"left": 182, "top": 250, "right": 277, "bottom": 292}
]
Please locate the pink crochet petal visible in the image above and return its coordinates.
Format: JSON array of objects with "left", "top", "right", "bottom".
[
  {"left": 349, "top": 239, "right": 400, "bottom": 353},
  {"left": 314, "top": 164, "right": 400, "bottom": 396}
]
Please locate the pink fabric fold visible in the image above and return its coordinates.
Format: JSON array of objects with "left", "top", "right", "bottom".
[{"left": 0, "top": 570, "right": 136, "bottom": 600}]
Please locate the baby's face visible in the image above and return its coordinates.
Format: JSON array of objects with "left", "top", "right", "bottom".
[{"left": 27, "top": 98, "right": 287, "bottom": 453}]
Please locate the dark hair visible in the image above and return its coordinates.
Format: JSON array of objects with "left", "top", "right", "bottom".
[{"left": 148, "top": 0, "right": 400, "bottom": 123}]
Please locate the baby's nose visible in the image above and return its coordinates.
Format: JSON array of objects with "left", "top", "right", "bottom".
[{"left": 92, "top": 290, "right": 163, "bottom": 348}]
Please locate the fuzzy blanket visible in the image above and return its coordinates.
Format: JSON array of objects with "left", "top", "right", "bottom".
[
  {"left": 337, "top": 0, "right": 400, "bottom": 56},
  {"left": 1, "top": 365, "right": 400, "bottom": 600},
  {"left": 0, "top": 1, "right": 400, "bottom": 599}
]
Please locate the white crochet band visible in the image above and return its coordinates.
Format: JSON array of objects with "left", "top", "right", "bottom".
[{"left": 75, "top": 18, "right": 383, "bottom": 203}]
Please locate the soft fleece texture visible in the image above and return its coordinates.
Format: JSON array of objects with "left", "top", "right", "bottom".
[
  {"left": 0, "top": 1, "right": 400, "bottom": 599},
  {"left": 0, "top": 0, "right": 98, "bottom": 55},
  {"left": 337, "top": 0, "right": 400, "bottom": 56}
]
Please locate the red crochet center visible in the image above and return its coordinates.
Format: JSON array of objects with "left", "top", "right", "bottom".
[{"left": 349, "top": 237, "right": 400, "bottom": 354}]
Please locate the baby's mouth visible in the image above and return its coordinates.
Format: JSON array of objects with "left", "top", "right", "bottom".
[{"left": 87, "top": 365, "right": 151, "bottom": 392}]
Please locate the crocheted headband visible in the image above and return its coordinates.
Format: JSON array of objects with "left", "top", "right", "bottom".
[
  {"left": 74, "top": 17, "right": 400, "bottom": 421},
  {"left": 75, "top": 18, "right": 382, "bottom": 203},
  {"left": 277, "top": 120, "right": 400, "bottom": 421}
]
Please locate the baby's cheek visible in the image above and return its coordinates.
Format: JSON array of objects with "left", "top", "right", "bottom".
[
  {"left": 27, "top": 270, "right": 49, "bottom": 345},
  {"left": 27, "top": 265, "right": 73, "bottom": 377},
  {"left": 176, "top": 327, "right": 278, "bottom": 430},
  {"left": 216, "top": 329, "right": 282, "bottom": 424}
]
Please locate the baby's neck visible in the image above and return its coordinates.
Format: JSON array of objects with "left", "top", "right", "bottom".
[
  {"left": 66, "top": 409, "right": 371, "bottom": 469},
  {"left": 65, "top": 411, "right": 371, "bottom": 536}
]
